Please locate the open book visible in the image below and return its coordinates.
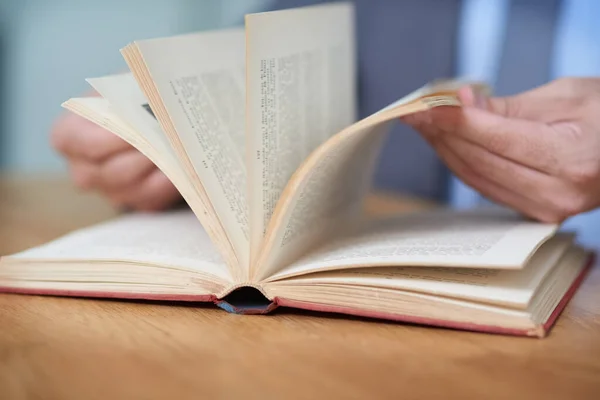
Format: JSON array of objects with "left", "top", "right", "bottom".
[{"left": 0, "top": 3, "right": 593, "bottom": 337}]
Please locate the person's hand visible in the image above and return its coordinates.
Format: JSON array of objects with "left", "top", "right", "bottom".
[
  {"left": 50, "top": 97, "right": 181, "bottom": 211},
  {"left": 402, "top": 77, "right": 600, "bottom": 223}
]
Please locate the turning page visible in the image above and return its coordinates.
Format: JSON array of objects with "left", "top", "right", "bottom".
[
  {"left": 246, "top": 3, "right": 356, "bottom": 263},
  {"left": 122, "top": 28, "right": 250, "bottom": 272},
  {"left": 251, "top": 78, "right": 492, "bottom": 281},
  {"left": 62, "top": 96, "right": 196, "bottom": 209},
  {"left": 62, "top": 76, "right": 242, "bottom": 276},
  {"left": 83, "top": 74, "right": 193, "bottom": 199},
  {"left": 85, "top": 73, "right": 174, "bottom": 155}
]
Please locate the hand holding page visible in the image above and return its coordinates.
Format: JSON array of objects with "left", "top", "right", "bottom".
[{"left": 0, "top": 3, "right": 593, "bottom": 337}]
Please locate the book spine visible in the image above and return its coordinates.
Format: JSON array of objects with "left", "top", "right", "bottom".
[{"left": 214, "top": 299, "right": 278, "bottom": 315}]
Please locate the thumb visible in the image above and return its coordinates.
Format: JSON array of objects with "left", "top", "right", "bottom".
[
  {"left": 459, "top": 83, "right": 580, "bottom": 123},
  {"left": 440, "top": 101, "right": 561, "bottom": 172}
]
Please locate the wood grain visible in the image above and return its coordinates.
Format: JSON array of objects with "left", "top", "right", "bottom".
[{"left": 1, "top": 175, "right": 599, "bottom": 400}]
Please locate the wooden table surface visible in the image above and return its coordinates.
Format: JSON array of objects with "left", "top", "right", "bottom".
[{"left": 1, "top": 174, "right": 599, "bottom": 400}]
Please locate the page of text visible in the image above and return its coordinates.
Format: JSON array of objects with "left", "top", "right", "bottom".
[
  {"left": 8, "top": 210, "right": 231, "bottom": 282},
  {"left": 246, "top": 3, "right": 356, "bottom": 261},
  {"left": 254, "top": 120, "right": 389, "bottom": 280},
  {"left": 270, "top": 234, "right": 573, "bottom": 308},
  {"left": 252, "top": 77, "right": 496, "bottom": 281},
  {"left": 268, "top": 208, "right": 558, "bottom": 281},
  {"left": 86, "top": 73, "right": 178, "bottom": 158},
  {"left": 64, "top": 78, "right": 242, "bottom": 272},
  {"left": 64, "top": 96, "right": 194, "bottom": 205},
  {"left": 135, "top": 28, "right": 249, "bottom": 268}
]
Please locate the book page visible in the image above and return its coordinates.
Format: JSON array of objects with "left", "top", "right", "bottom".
[
  {"left": 62, "top": 92, "right": 241, "bottom": 277},
  {"left": 4, "top": 210, "right": 232, "bottom": 283},
  {"left": 267, "top": 233, "right": 574, "bottom": 308},
  {"left": 83, "top": 74, "right": 192, "bottom": 198},
  {"left": 254, "top": 119, "right": 389, "bottom": 280},
  {"left": 246, "top": 3, "right": 356, "bottom": 263},
  {"left": 62, "top": 96, "right": 190, "bottom": 199},
  {"left": 125, "top": 28, "right": 250, "bottom": 271},
  {"left": 252, "top": 79, "right": 494, "bottom": 281},
  {"left": 266, "top": 208, "right": 558, "bottom": 281},
  {"left": 83, "top": 73, "right": 199, "bottom": 204},
  {"left": 264, "top": 238, "right": 588, "bottom": 334},
  {"left": 86, "top": 73, "right": 174, "bottom": 154}
]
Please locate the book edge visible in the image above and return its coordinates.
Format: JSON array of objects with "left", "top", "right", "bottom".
[
  {"left": 538, "top": 250, "right": 595, "bottom": 336},
  {"left": 0, "top": 287, "right": 217, "bottom": 303},
  {"left": 272, "top": 252, "right": 596, "bottom": 338},
  {"left": 0, "top": 252, "right": 593, "bottom": 336}
]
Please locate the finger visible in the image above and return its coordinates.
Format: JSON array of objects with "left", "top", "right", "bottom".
[
  {"left": 440, "top": 135, "right": 561, "bottom": 204},
  {"left": 418, "top": 128, "right": 552, "bottom": 220},
  {"left": 427, "top": 105, "right": 562, "bottom": 174},
  {"left": 488, "top": 95, "right": 582, "bottom": 123},
  {"left": 52, "top": 113, "right": 131, "bottom": 162},
  {"left": 400, "top": 111, "right": 437, "bottom": 141},
  {"left": 97, "top": 150, "right": 157, "bottom": 191},
  {"left": 400, "top": 110, "right": 432, "bottom": 127},
  {"left": 68, "top": 159, "right": 101, "bottom": 190},
  {"left": 432, "top": 139, "right": 559, "bottom": 222},
  {"left": 106, "top": 169, "right": 181, "bottom": 212},
  {"left": 441, "top": 135, "right": 580, "bottom": 222},
  {"left": 459, "top": 80, "right": 591, "bottom": 122}
]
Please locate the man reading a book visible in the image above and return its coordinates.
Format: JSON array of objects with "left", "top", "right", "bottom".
[{"left": 49, "top": 0, "right": 600, "bottom": 246}]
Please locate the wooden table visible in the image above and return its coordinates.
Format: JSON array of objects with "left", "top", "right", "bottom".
[{"left": 1, "top": 174, "right": 599, "bottom": 399}]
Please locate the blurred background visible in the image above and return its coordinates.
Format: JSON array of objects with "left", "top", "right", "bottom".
[
  {"left": 2, "top": 0, "right": 597, "bottom": 179},
  {"left": 0, "top": 0, "right": 265, "bottom": 173},
  {"left": 0, "top": 0, "right": 598, "bottom": 218}
]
